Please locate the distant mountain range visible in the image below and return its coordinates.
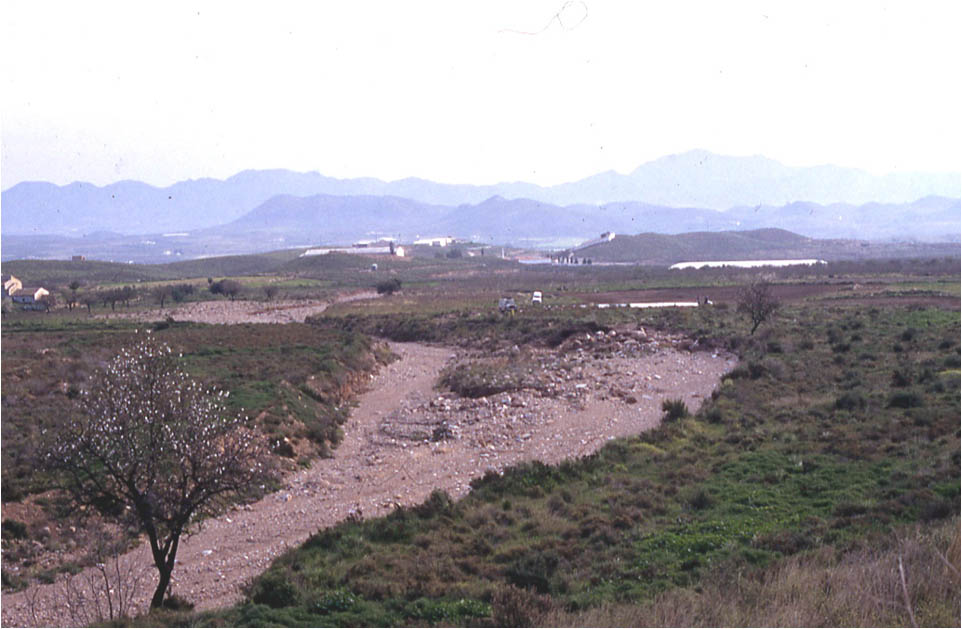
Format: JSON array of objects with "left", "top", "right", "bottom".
[
  {"left": 3, "top": 150, "right": 959, "bottom": 238},
  {"left": 2, "top": 194, "right": 958, "bottom": 264},
  {"left": 212, "top": 193, "right": 960, "bottom": 245}
]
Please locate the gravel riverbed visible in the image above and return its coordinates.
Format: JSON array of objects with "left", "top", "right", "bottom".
[{"left": 1, "top": 330, "right": 734, "bottom": 627}]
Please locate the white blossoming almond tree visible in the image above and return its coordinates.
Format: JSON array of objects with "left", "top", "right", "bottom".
[{"left": 44, "top": 336, "right": 273, "bottom": 609}]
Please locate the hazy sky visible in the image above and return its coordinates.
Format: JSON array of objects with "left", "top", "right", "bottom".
[{"left": 2, "top": 1, "right": 959, "bottom": 189}]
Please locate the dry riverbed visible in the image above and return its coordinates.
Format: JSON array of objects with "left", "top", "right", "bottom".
[{"left": 1, "top": 331, "right": 733, "bottom": 627}]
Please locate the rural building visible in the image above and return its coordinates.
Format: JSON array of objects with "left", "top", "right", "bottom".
[
  {"left": 71, "top": 255, "right": 87, "bottom": 261},
  {"left": 2, "top": 275, "right": 23, "bottom": 297},
  {"left": 10, "top": 286, "right": 50, "bottom": 304},
  {"left": 301, "top": 245, "right": 405, "bottom": 258},
  {"left": 414, "top": 236, "right": 455, "bottom": 247}
]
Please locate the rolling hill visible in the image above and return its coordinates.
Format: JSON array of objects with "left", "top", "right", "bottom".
[{"left": 571, "top": 228, "right": 961, "bottom": 265}]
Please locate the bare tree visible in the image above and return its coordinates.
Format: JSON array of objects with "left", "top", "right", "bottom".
[
  {"left": 737, "top": 280, "right": 780, "bottom": 334},
  {"left": 170, "top": 283, "right": 195, "bottom": 303},
  {"left": 152, "top": 284, "right": 174, "bottom": 309},
  {"left": 43, "top": 336, "right": 273, "bottom": 608},
  {"left": 80, "top": 292, "right": 99, "bottom": 314},
  {"left": 263, "top": 284, "right": 279, "bottom": 301},
  {"left": 62, "top": 288, "right": 79, "bottom": 311},
  {"left": 38, "top": 293, "right": 56, "bottom": 313},
  {"left": 121, "top": 285, "right": 137, "bottom": 307},
  {"left": 101, "top": 288, "right": 126, "bottom": 311}
]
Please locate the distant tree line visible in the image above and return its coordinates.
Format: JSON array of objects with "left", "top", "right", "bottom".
[
  {"left": 60, "top": 283, "right": 139, "bottom": 312},
  {"left": 17, "top": 276, "right": 267, "bottom": 315}
]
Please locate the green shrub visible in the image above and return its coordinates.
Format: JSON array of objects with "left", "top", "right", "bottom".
[
  {"left": 415, "top": 489, "right": 456, "bottom": 519},
  {"left": 891, "top": 369, "right": 913, "bottom": 387},
  {"left": 506, "top": 551, "right": 561, "bottom": 594},
  {"left": 249, "top": 571, "right": 300, "bottom": 608},
  {"left": 491, "top": 584, "right": 555, "bottom": 628},
  {"left": 686, "top": 488, "right": 714, "bottom": 511},
  {"left": 835, "top": 392, "right": 866, "bottom": 411},
  {"left": 887, "top": 391, "right": 924, "bottom": 409},
  {"left": 400, "top": 597, "right": 489, "bottom": 623},
  {"left": 308, "top": 589, "right": 358, "bottom": 614},
  {"left": 662, "top": 398, "right": 689, "bottom": 422},
  {"left": 439, "top": 361, "right": 529, "bottom": 398},
  {"left": 704, "top": 407, "right": 724, "bottom": 424},
  {"left": 376, "top": 279, "right": 402, "bottom": 295},
  {"left": 1, "top": 519, "right": 28, "bottom": 540}
]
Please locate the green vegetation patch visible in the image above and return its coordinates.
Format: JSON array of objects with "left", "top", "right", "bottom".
[
  {"left": 174, "top": 299, "right": 960, "bottom": 627},
  {"left": 2, "top": 322, "right": 389, "bottom": 502}
]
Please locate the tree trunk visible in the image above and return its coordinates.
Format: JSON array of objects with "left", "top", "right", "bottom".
[
  {"left": 150, "top": 565, "right": 172, "bottom": 609},
  {"left": 147, "top": 531, "right": 180, "bottom": 609}
]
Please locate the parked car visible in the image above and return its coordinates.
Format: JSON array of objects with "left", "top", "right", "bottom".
[
  {"left": 532, "top": 291, "right": 543, "bottom": 304},
  {"left": 498, "top": 297, "right": 517, "bottom": 313}
]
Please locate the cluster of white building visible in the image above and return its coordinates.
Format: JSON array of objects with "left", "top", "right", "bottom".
[{"left": 300, "top": 236, "right": 462, "bottom": 258}]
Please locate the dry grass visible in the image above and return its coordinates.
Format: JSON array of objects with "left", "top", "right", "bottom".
[{"left": 547, "top": 518, "right": 960, "bottom": 627}]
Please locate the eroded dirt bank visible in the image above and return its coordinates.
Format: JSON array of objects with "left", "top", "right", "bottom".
[
  {"left": 1, "top": 337, "right": 734, "bottom": 627},
  {"left": 98, "top": 291, "right": 378, "bottom": 325}
]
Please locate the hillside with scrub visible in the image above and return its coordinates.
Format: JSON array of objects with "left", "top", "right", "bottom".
[{"left": 1, "top": 254, "right": 959, "bottom": 627}]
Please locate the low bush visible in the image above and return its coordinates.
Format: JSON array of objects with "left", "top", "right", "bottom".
[
  {"left": 491, "top": 584, "right": 555, "bottom": 628},
  {"left": 248, "top": 571, "right": 300, "bottom": 608},
  {"left": 661, "top": 398, "right": 689, "bottom": 422},
  {"left": 308, "top": 589, "right": 358, "bottom": 614},
  {"left": 376, "top": 279, "right": 402, "bottom": 295},
  {"left": 835, "top": 391, "right": 866, "bottom": 411},
  {"left": 1, "top": 519, "right": 29, "bottom": 540},
  {"left": 438, "top": 359, "right": 544, "bottom": 398},
  {"left": 887, "top": 391, "right": 924, "bottom": 409}
]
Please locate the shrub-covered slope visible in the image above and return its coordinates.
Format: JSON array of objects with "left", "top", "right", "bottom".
[{"left": 171, "top": 301, "right": 960, "bottom": 627}]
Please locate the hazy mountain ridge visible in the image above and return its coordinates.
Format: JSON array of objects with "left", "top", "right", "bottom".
[
  {"left": 3, "top": 194, "right": 957, "bottom": 264},
  {"left": 222, "top": 192, "right": 959, "bottom": 245},
  {"left": 4, "top": 150, "right": 958, "bottom": 237}
]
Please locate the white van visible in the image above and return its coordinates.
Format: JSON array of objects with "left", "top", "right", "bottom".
[{"left": 532, "top": 291, "right": 543, "bottom": 304}]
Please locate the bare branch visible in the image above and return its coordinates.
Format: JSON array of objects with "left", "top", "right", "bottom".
[
  {"left": 737, "top": 280, "right": 780, "bottom": 335},
  {"left": 898, "top": 555, "right": 918, "bottom": 629}
]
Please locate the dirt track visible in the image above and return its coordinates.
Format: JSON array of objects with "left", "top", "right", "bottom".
[
  {"left": 98, "top": 291, "right": 379, "bottom": 324},
  {"left": 0, "top": 335, "right": 733, "bottom": 627}
]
